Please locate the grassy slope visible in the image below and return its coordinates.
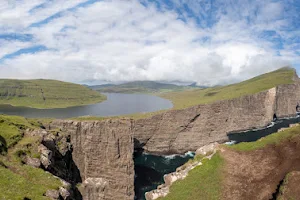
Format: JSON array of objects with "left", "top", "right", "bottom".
[
  {"left": 161, "top": 124, "right": 300, "bottom": 200},
  {"left": 229, "top": 125, "right": 300, "bottom": 151},
  {"left": 0, "top": 115, "right": 62, "bottom": 199},
  {"left": 0, "top": 79, "right": 106, "bottom": 109},
  {"left": 159, "top": 67, "right": 295, "bottom": 109},
  {"left": 159, "top": 153, "right": 224, "bottom": 200},
  {"left": 75, "top": 67, "right": 296, "bottom": 120},
  {"left": 91, "top": 81, "right": 195, "bottom": 94}
]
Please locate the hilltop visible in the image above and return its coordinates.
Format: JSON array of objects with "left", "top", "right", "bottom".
[
  {"left": 90, "top": 81, "right": 196, "bottom": 93},
  {"left": 159, "top": 67, "right": 296, "bottom": 109},
  {"left": 0, "top": 79, "right": 106, "bottom": 109}
]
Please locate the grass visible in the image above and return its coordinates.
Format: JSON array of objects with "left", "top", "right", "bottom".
[
  {"left": 64, "top": 67, "right": 296, "bottom": 120},
  {"left": 0, "top": 165, "right": 61, "bottom": 200},
  {"left": 229, "top": 124, "right": 300, "bottom": 151},
  {"left": 0, "top": 79, "right": 106, "bottom": 109},
  {"left": 0, "top": 115, "right": 37, "bottom": 149},
  {"left": 0, "top": 115, "right": 62, "bottom": 199},
  {"left": 159, "top": 67, "right": 295, "bottom": 109},
  {"left": 160, "top": 153, "right": 224, "bottom": 200},
  {"left": 160, "top": 123, "right": 300, "bottom": 200}
]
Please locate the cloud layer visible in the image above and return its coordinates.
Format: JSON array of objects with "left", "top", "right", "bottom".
[{"left": 0, "top": 0, "right": 299, "bottom": 86}]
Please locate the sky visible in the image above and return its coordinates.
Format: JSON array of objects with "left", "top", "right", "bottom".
[{"left": 0, "top": 0, "right": 299, "bottom": 86}]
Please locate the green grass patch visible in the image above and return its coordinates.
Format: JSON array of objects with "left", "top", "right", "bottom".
[
  {"left": 229, "top": 124, "right": 300, "bottom": 151},
  {"left": 0, "top": 115, "right": 38, "bottom": 149},
  {"left": 0, "top": 115, "right": 63, "bottom": 199},
  {"left": 0, "top": 79, "right": 106, "bottom": 109},
  {"left": 160, "top": 153, "right": 224, "bottom": 200},
  {"left": 72, "top": 67, "right": 296, "bottom": 119},
  {"left": 0, "top": 165, "right": 61, "bottom": 200},
  {"left": 159, "top": 67, "right": 295, "bottom": 109}
]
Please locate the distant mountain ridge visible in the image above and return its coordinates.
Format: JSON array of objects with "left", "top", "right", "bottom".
[{"left": 89, "top": 80, "right": 198, "bottom": 93}]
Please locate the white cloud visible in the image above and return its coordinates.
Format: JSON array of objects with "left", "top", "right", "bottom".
[{"left": 0, "top": 0, "right": 298, "bottom": 86}]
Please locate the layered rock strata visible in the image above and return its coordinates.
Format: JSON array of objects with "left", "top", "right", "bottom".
[
  {"left": 49, "top": 76, "right": 300, "bottom": 199},
  {"left": 50, "top": 120, "right": 135, "bottom": 200}
]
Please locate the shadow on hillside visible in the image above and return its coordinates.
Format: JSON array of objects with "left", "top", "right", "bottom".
[
  {"left": 41, "top": 139, "right": 83, "bottom": 200},
  {"left": 0, "top": 135, "right": 7, "bottom": 154}
]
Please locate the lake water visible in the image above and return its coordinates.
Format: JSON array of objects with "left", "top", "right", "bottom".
[{"left": 0, "top": 93, "right": 173, "bottom": 118}]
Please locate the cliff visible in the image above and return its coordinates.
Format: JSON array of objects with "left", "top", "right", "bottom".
[
  {"left": 157, "top": 124, "right": 300, "bottom": 200},
  {"left": 50, "top": 119, "right": 135, "bottom": 200},
  {"left": 134, "top": 78, "right": 300, "bottom": 154},
  {"left": 47, "top": 69, "right": 300, "bottom": 199}
]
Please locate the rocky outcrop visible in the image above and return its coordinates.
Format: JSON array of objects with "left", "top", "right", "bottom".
[
  {"left": 134, "top": 87, "right": 276, "bottom": 154},
  {"left": 134, "top": 79, "right": 300, "bottom": 154},
  {"left": 145, "top": 143, "right": 219, "bottom": 200},
  {"left": 46, "top": 73, "right": 300, "bottom": 199},
  {"left": 50, "top": 119, "right": 135, "bottom": 200}
]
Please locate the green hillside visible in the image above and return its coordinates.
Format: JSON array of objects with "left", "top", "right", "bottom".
[
  {"left": 0, "top": 115, "right": 62, "bottom": 199},
  {"left": 160, "top": 67, "right": 296, "bottom": 109},
  {"left": 0, "top": 79, "right": 106, "bottom": 109},
  {"left": 90, "top": 81, "right": 195, "bottom": 93}
]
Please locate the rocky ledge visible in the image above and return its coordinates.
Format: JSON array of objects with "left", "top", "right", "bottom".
[{"left": 145, "top": 142, "right": 219, "bottom": 200}]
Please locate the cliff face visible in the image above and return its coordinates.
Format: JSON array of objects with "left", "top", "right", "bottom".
[
  {"left": 133, "top": 81, "right": 300, "bottom": 154},
  {"left": 50, "top": 119, "right": 135, "bottom": 200},
  {"left": 48, "top": 77, "right": 300, "bottom": 199}
]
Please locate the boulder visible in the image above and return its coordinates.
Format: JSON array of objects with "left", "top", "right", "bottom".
[
  {"left": 25, "top": 156, "right": 41, "bottom": 168},
  {"left": 44, "top": 189, "right": 59, "bottom": 199},
  {"left": 59, "top": 187, "right": 70, "bottom": 200},
  {"left": 38, "top": 144, "right": 52, "bottom": 168},
  {"left": 196, "top": 142, "right": 219, "bottom": 156}
]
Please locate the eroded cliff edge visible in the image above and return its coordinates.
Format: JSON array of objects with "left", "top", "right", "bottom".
[
  {"left": 50, "top": 120, "right": 135, "bottom": 200},
  {"left": 134, "top": 78, "right": 300, "bottom": 154},
  {"left": 48, "top": 71, "right": 300, "bottom": 199}
]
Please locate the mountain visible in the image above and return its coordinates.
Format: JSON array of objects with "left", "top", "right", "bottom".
[
  {"left": 0, "top": 79, "right": 106, "bottom": 109},
  {"left": 159, "top": 67, "right": 296, "bottom": 109},
  {"left": 89, "top": 81, "right": 196, "bottom": 93}
]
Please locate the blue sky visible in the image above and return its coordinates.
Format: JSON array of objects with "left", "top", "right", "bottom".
[{"left": 0, "top": 0, "right": 299, "bottom": 85}]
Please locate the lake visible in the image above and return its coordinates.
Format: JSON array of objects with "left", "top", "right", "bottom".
[{"left": 0, "top": 93, "right": 173, "bottom": 118}]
